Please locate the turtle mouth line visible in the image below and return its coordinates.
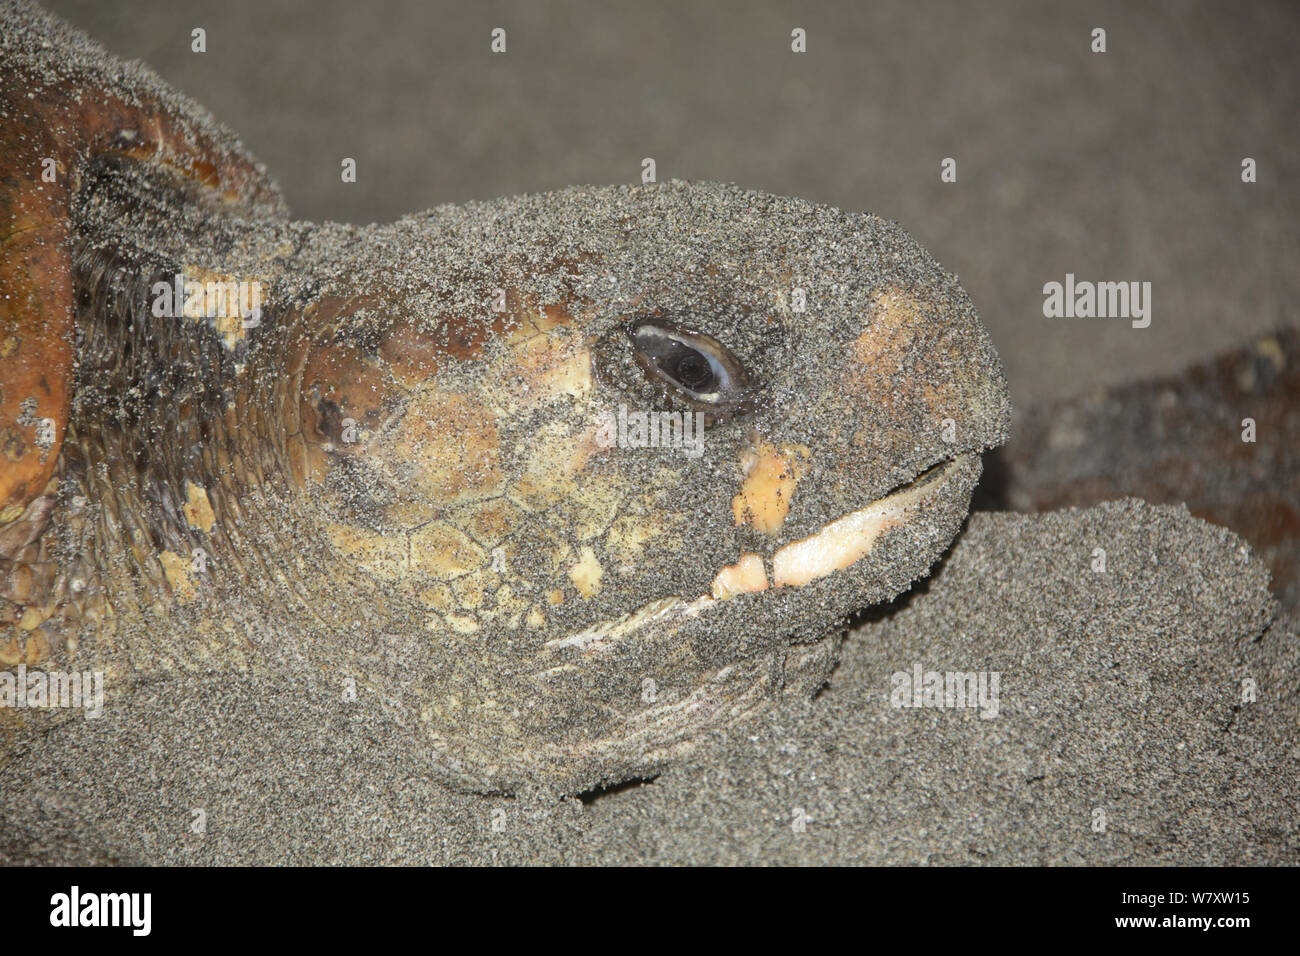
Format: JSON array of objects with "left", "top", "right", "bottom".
[
  {"left": 542, "top": 453, "right": 970, "bottom": 657},
  {"left": 765, "top": 453, "right": 964, "bottom": 588}
]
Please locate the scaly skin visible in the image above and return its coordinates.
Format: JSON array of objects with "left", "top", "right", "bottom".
[{"left": 0, "top": 0, "right": 1010, "bottom": 792}]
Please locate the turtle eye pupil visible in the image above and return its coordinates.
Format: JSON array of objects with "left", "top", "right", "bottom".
[
  {"left": 673, "top": 351, "right": 714, "bottom": 390},
  {"left": 627, "top": 319, "right": 752, "bottom": 414}
]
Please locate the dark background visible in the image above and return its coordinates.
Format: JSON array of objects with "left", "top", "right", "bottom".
[{"left": 45, "top": 0, "right": 1300, "bottom": 408}]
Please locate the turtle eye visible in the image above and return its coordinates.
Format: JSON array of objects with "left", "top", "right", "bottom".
[{"left": 630, "top": 321, "right": 750, "bottom": 408}]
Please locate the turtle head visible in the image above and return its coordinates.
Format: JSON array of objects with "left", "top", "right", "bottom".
[{"left": 287, "top": 181, "right": 1010, "bottom": 790}]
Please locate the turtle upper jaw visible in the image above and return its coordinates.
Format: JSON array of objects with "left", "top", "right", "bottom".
[
  {"left": 543, "top": 450, "right": 976, "bottom": 656},
  {"left": 697, "top": 451, "right": 973, "bottom": 603},
  {"left": 767, "top": 453, "right": 969, "bottom": 589}
]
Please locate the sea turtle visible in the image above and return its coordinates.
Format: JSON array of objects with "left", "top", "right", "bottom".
[{"left": 0, "top": 0, "right": 1009, "bottom": 793}]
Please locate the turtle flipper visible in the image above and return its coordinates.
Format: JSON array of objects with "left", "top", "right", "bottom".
[{"left": 0, "top": 0, "right": 284, "bottom": 523}]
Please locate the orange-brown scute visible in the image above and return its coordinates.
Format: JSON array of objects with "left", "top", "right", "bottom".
[
  {"left": 506, "top": 328, "right": 592, "bottom": 410},
  {"left": 846, "top": 287, "right": 956, "bottom": 419},
  {"left": 300, "top": 340, "right": 388, "bottom": 450},
  {"left": 378, "top": 322, "right": 450, "bottom": 386},
  {"left": 391, "top": 390, "right": 503, "bottom": 505},
  {"left": 0, "top": 197, "right": 74, "bottom": 517},
  {"left": 379, "top": 306, "right": 521, "bottom": 379}
]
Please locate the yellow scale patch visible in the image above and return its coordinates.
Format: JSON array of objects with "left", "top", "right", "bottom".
[
  {"left": 179, "top": 264, "right": 266, "bottom": 353},
  {"left": 182, "top": 481, "right": 215, "bottom": 532},
  {"left": 732, "top": 441, "right": 809, "bottom": 535}
]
